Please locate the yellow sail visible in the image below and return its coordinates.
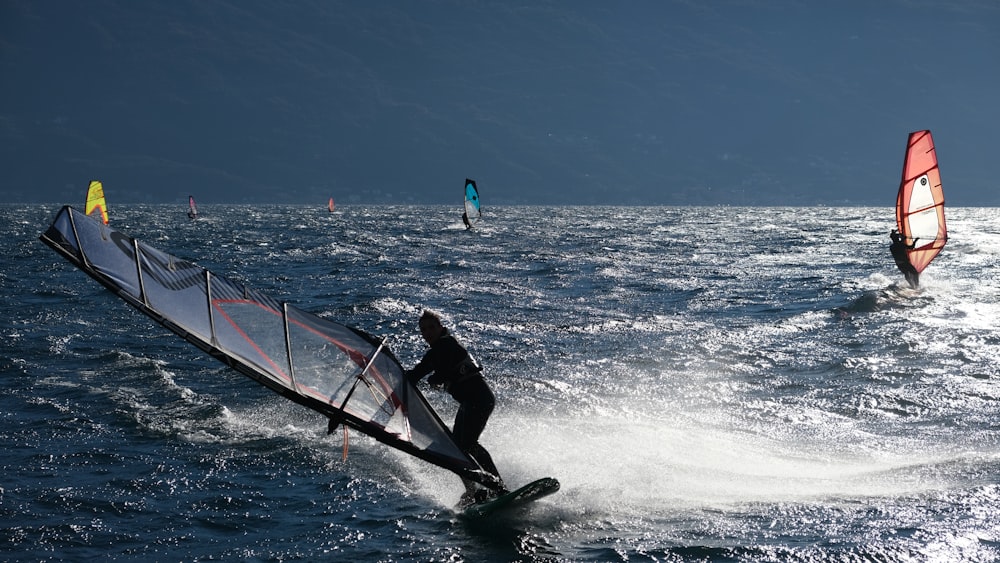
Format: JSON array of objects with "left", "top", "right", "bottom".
[{"left": 84, "top": 181, "right": 109, "bottom": 224}]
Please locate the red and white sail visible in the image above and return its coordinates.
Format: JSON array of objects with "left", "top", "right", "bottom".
[{"left": 896, "top": 130, "right": 947, "bottom": 273}]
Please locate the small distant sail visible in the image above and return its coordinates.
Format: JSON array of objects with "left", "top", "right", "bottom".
[
  {"left": 84, "top": 181, "right": 109, "bottom": 225},
  {"left": 328, "top": 197, "right": 335, "bottom": 212},
  {"left": 463, "top": 179, "right": 482, "bottom": 228},
  {"left": 896, "top": 130, "right": 947, "bottom": 273},
  {"left": 187, "top": 195, "right": 198, "bottom": 219}
]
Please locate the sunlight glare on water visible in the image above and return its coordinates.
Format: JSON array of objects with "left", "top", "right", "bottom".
[{"left": 4, "top": 204, "right": 1000, "bottom": 561}]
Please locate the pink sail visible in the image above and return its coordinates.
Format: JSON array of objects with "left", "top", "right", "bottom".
[{"left": 895, "top": 130, "right": 947, "bottom": 273}]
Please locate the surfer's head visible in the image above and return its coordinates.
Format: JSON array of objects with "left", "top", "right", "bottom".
[{"left": 419, "top": 310, "right": 446, "bottom": 344}]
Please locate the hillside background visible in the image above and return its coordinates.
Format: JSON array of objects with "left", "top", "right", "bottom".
[{"left": 2, "top": 0, "right": 996, "bottom": 205}]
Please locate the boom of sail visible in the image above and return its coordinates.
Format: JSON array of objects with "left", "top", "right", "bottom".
[
  {"left": 464, "top": 179, "right": 482, "bottom": 227},
  {"left": 39, "top": 206, "right": 498, "bottom": 489},
  {"left": 85, "top": 181, "right": 109, "bottom": 225},
  {"left": 896, "top": 130, "right": 947, "bottom": 273}
]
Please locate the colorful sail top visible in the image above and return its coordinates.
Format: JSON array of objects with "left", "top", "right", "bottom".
[
  {"left": 896, "top": 130, "right": 947, "bottom": 273},
  {"left": 85, "top": 180, "right": 109, "bottom": 225},
  {"left": 464, "top": 179, "right": 481, "bottom": 226},
  {"left": 328, "top": 197, "right": 335, "bottom": 212},
  {"left": 40, "top": 206, "right": 499, "bottom": 490},
  {"left": 187, "top": 196, "right": 198, "bottom": 219}
]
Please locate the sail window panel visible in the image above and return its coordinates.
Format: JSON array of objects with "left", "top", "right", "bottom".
[
  {"left": 66, "top": 209, "right": 142, "bottom": 299},
  {"left": 393, "top": 382, "right": 469, "bottom": 462},
  {"left": 284, "top": 310, "right": 468, "bottom": 463},
  {"left": 907, "top": 206, "right": 941, "bottom": 242},
  {"left": 362, "top": 348, "right": 468, "bottom": 462},
  {"left": 284, "top": 307, "right": 372, "bottom": 406},
  {"left": 907, "top": 175, "right": 936, "bottom": 216},
  {"left": 285, "top": 308, "right": 397, "bottom": 422},
  {"left": 135, "top": 242, "right": 214, "bottom": 342},
  {"left": 211, "top": 298, "right": 294, "bottom": 389},
  {"left": 350, "top": 348, "right": 408, "bottom": 431}
]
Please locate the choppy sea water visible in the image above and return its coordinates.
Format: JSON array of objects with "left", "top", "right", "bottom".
[{"left": 3, "top": 204, "right": 1000, "bottom": 562}]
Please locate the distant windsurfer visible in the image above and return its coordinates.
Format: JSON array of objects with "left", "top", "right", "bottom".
[
  {"left": 462, "top": 211, "right": 472, "bottom": 229},
  {"left": 405, "top": 310, "right": 506, "bottom": 504},
  {"left": 889, "top": 229, "right": 919, "bottom": 288}
]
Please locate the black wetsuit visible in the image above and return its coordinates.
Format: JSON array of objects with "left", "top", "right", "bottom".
[
  {"left": 406, "top": 330, "right": 503, "bottom": 486},
  {"left": 890, "top": 236, "right": 919, "bottom": 289}
]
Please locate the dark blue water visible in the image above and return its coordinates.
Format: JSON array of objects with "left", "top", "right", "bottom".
[{"left": 4, "top": 204, "right": 1000, "bottom": 561}]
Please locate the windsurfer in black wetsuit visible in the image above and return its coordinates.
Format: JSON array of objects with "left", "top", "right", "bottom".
[
  {"left": 405, "top": 310, "right": 506, "bottom": 505},
  {"left": 890, "top": 229, "right": 920, "bottom": 289},
  {"left": 462, "top": 211, "right": 472, "bottom": 229}
]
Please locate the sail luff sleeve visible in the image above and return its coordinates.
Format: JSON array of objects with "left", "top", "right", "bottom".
[
  {"left": 133, "top": 239, "right": 149, "bottom": 307},
  {"left": 283, "top": 303, "right": 299, "bottom": 390},
  {"left": 206, "top": 271, "right": 219, "bottom": 347}
]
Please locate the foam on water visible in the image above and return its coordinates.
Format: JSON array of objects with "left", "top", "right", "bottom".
[{"left": 7, "top": 204, "right": 1000, "bottom": 561}]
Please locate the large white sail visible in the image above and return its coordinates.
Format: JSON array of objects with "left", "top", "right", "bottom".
[{"left": 40, "top": 206, "right": 501, "bottom": 490}]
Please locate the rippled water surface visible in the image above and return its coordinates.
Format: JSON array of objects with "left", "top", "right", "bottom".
[{"left": 3, "top": 204, "right": 1000, "bottom": 561}]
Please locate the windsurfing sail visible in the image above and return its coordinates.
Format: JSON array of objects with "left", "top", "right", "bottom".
[
  {"left": 187, "top": 195, "right": 198, "bottom": 219},
  {"left": 328, "top": 197, "right": 335, "bottom": 213},
  {"left": 464, "top": 179, "right": 482, "bottom": 227},
  {"left": 896, "top": 130, "right": 947, "bottom": 273},
  {"left": 39, "top": 206, "right": 501, "bottom": 490},
  {"left": 85, "top": 181, "right": 109, "bottom": 225}
]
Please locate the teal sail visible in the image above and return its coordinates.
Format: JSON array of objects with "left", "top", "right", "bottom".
[
  {"left": 464, "top": 179, "right": 482, "bottom": 227},
  {"left": 39, "top": 205, "right": 501, "bottom": 491}
]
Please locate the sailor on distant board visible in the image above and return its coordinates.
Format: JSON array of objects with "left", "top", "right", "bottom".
[
  {"left": 889, "top": 229, "right": 920, "bottom": 289},
  {"left": 462, "top": 211, "right": 472, "bottom": 230},
  {"left": 405, "top": 310, "right": 506, "bottom": 505}
]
